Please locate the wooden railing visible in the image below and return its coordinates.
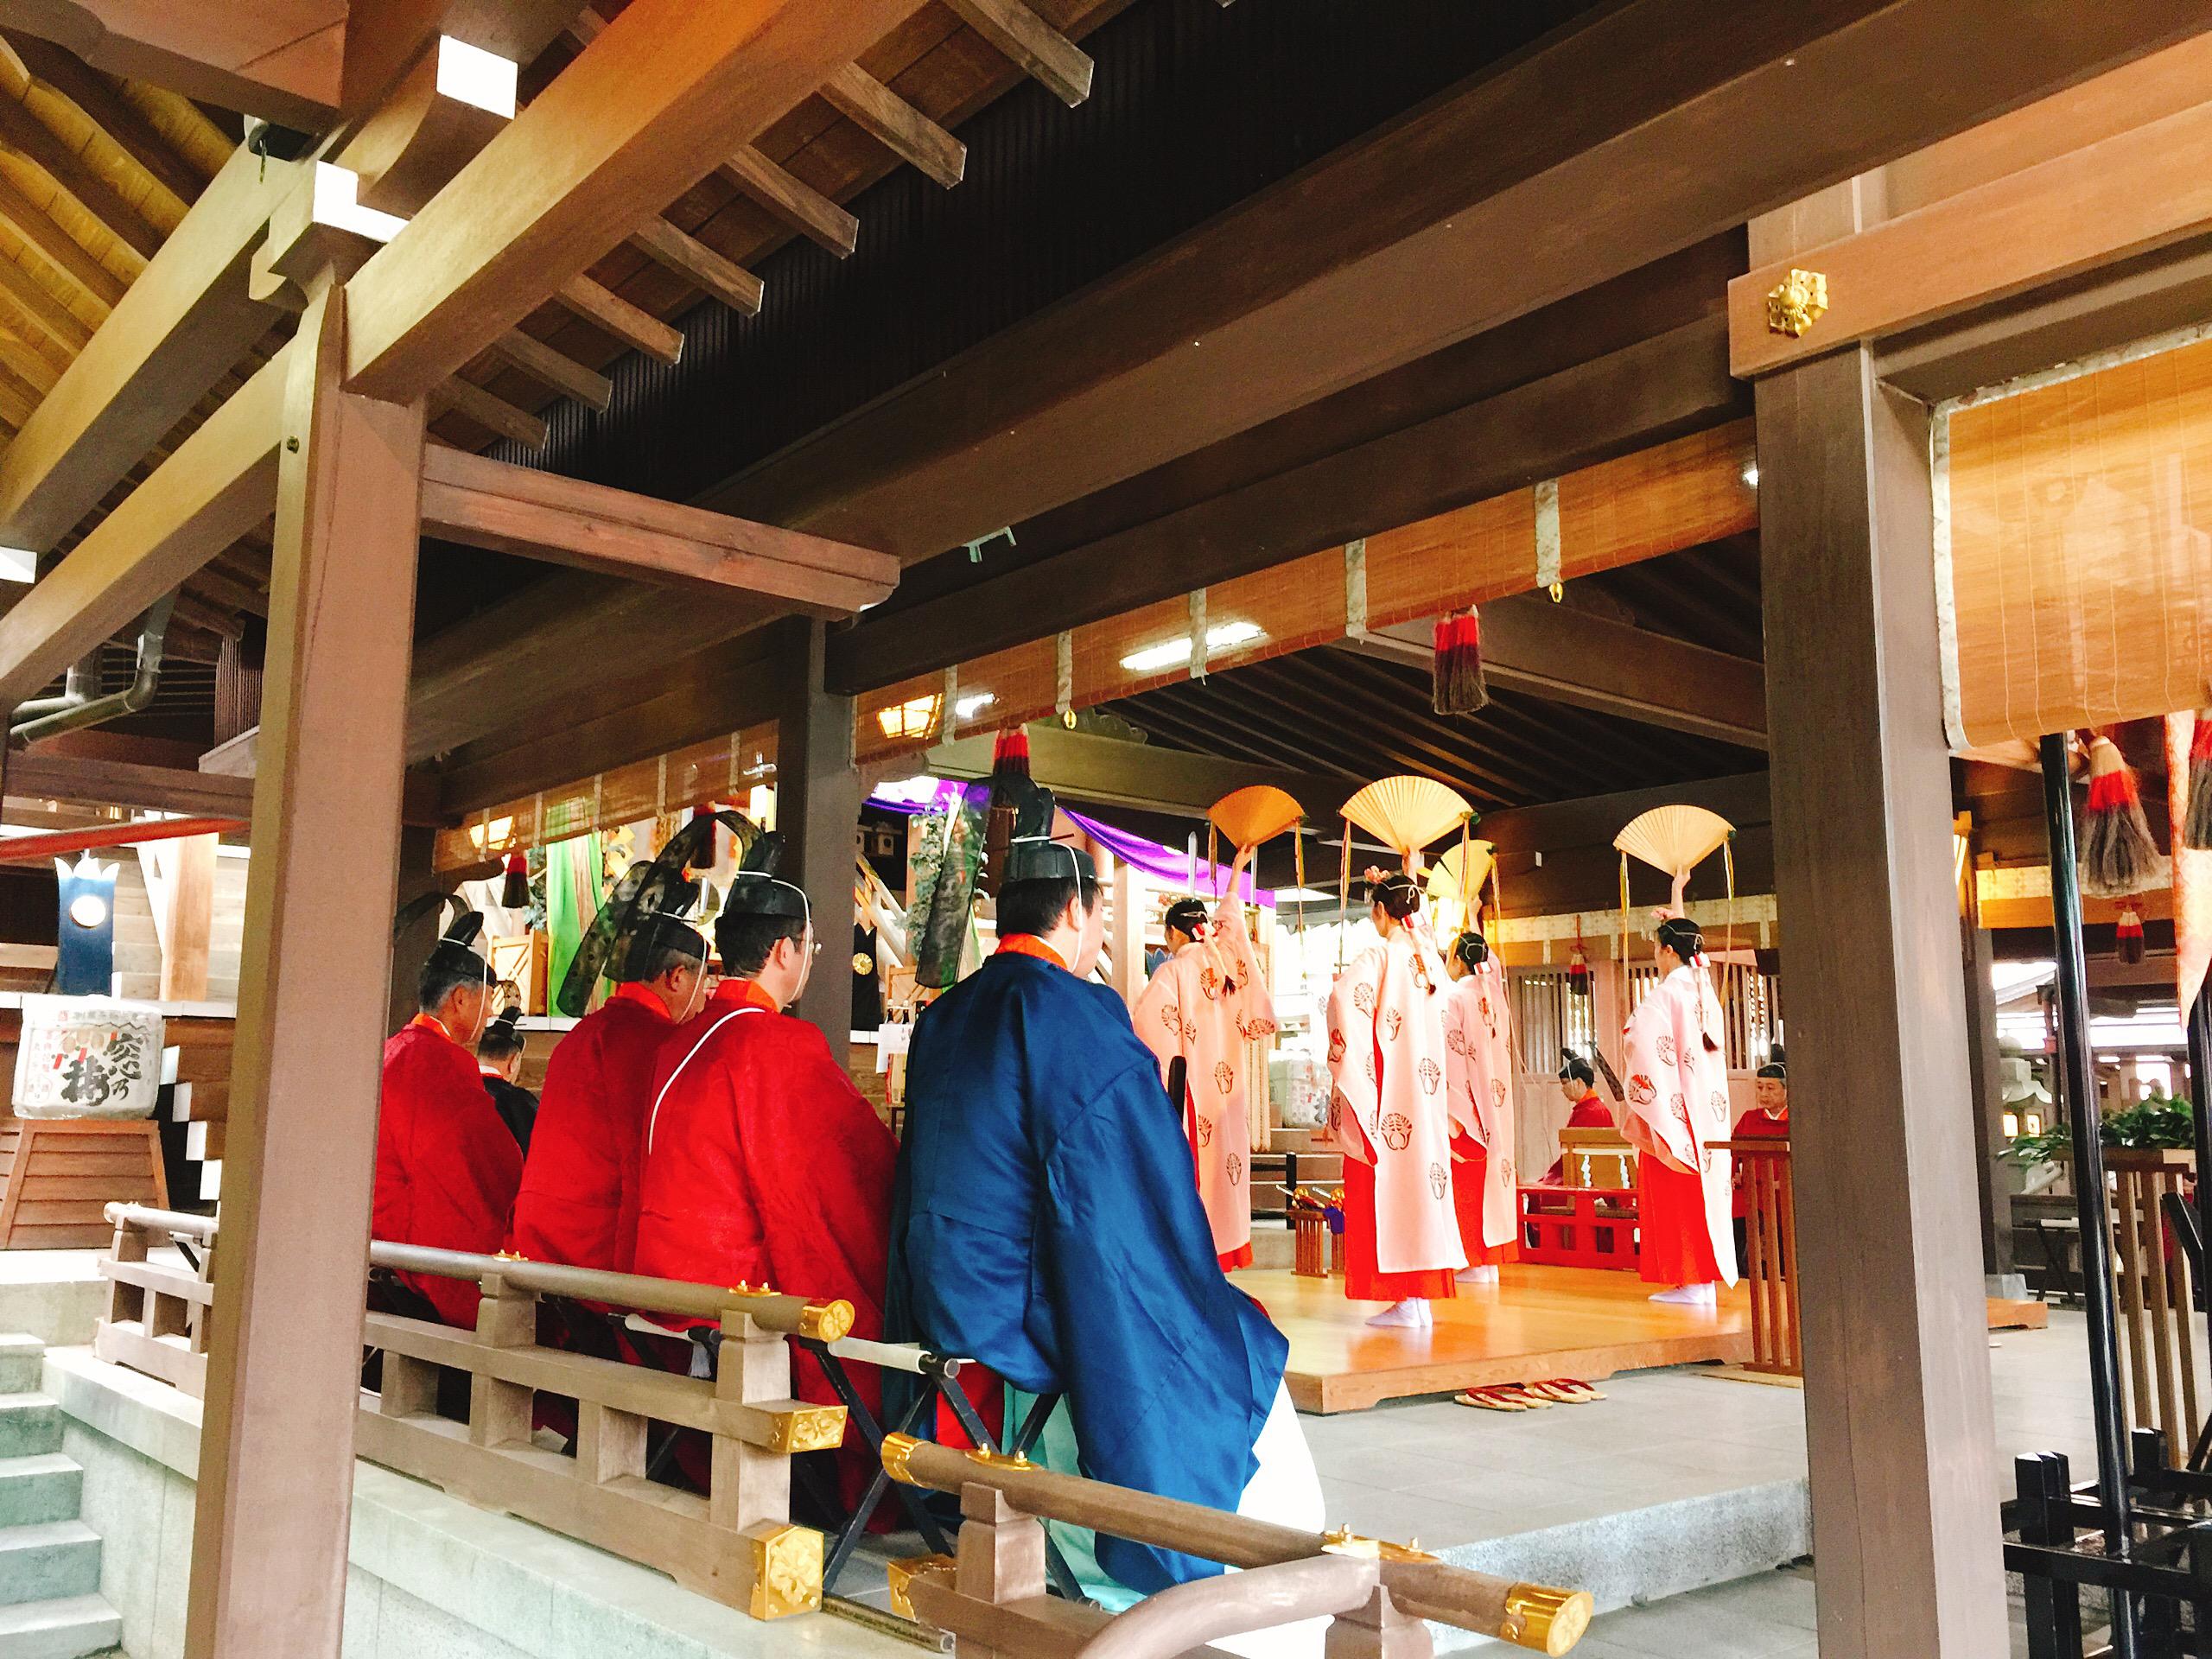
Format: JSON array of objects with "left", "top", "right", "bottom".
[
  {"left": 2107, "top": 1149, "right": 2201, "bottom": 1462},
  {"left": 94, "top": 1201, "right": 214, "bottom": 1394},
  {"left": 879, "top": 1433, "right": 1594, "bottom": 1656},
  {"left": 1715, "top": 1139, "right": 1799, "bottom": 1378},
  {"left": 95, "top": 1205, "right": 855, "bottom": 1621}
]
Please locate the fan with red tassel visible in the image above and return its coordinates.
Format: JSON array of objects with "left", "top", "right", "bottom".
[
  {"left": 2184, "top": 707, "right": 2212, "bottom": 852},
  {"left": 1432, "top": 607, "right": 1489, "bottom": 716},
  {"left": 2079, "top": 733, "right": 2170, "bottom": 898}
]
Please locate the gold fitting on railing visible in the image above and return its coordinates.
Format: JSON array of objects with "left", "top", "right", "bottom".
[
  {"left": 728, "top": 1281, "right": 775, "bottom": 1298},
  {"left": 494, "top": 1249, "right": 528, "bottom": 1261},
  {"left": 761, "top": 1404, "right": 848, "bottom": 1456},
  {"left": 1498, "top": 1585, "right": 1594, "bottom": 1656},
  {"left": 1319, "top": 1524, "right": 1379, "bottom": 1560},
  {"left": 967, "top": 1446, "right": 1032, "bottom": 1473},
  {"left": 745, "top": 1522, "right": 823, "bottom": 1620},
  {"left": 882, "top": 1433, "right": 925, "bottom": 1486},
  {"left": 798, "top": 1299, "right": 855, "bottom": 1343},
  {"left": 884, "top": 1553, "right": 955, "bottom": 1621}
]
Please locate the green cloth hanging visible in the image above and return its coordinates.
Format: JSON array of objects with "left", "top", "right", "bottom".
[{"left": 545, "top": 832, "right": 605, "bottom": 1012}]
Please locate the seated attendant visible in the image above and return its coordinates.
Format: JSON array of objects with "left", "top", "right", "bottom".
[
  {"left": 1541, "top": 1052, "right": 1617, "bottom": 1185},
  {"left": 510, "top": 912, "right": 706, "bottom": 1272},
  {"left": 1732, "top": 1048, "right": 1789, "bottom": 1263},
  {"left": 891, "top": 788, "right": 1321, "bottom": 1624},
  {"left": 632, "top": 836, "right": 897, "bottom": 1493},
  {"left": 476, "top": 1004, "right": 538, "bottom": 1157},
  {"left": 375, "top": 914, "right": 522, "bottom": 1327}
]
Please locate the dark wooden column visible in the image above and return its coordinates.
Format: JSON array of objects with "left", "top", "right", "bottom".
[
  {"left": 1961, "top": 905, "right": 2015, "bottom": 1280},
  {"left": 186, "top": 284, "right": 426, "bottom": 1658},
  {"left": 1754, "top": 181, "right": 2007, "bottom": 1657},
  {"left": 769, "top": 614, "right": 860, "bottom": 1048}
]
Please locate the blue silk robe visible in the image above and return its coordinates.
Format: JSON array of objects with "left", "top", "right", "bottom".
[{"left": 888, "top": 948, "right": 1288, "bottom": 1592}]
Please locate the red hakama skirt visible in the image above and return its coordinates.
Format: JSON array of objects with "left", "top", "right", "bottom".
[
  {"left": 1638, "top": 1155, "right": 1721, "bottom": 1286},
  {"left": 1340, "top": 1156, "right": 1459, "bottom": 1302},
  {"left": 1451, "top": 1138, "right": 1520, "bottom": 1268},
  {"left": 1218, "top": 1243, "right": 1255, "bottom": 1272}
]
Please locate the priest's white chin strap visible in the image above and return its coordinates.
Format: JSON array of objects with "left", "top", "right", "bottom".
[{"left": 644, "top": 1005, "right": 766, "bottom": 1156}]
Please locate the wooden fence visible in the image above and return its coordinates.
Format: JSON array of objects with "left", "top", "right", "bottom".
[
  {"left": 2106, "top": 1149, "right": 2201, "bottom": 1461},
  {"left": 1716, "top": 1139, "right": 1800, "bottom": 1378},
  {"left": 96, "top": 1205, "right": 853, "bottom": 1621}
]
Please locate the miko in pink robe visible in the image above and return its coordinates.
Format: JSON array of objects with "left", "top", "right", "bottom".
[
  {"left": 1441, "top": 935, "right": 1519, "bottom": 1271},
  {"left": 1133, "top": 893, "right": 1277, "bottom": 1270},
  {"left": 1322, "top": 875, "right": 1464, "bottom": 1317},
  {"left": 1620, "top": 917, "right": 1738, "bottom": 1295}
]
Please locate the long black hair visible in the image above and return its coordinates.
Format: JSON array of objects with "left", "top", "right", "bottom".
[
  {"left": 1366, "top": 869, "right": 1421, "bottom": 921},
  {"left": 1451, "top": 929, "right": 1490, "bottom": 972},
  {"left": 1655, "top": 915, "right": 1704, "bottom": 963}
]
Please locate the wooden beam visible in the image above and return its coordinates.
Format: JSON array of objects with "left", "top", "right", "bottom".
[
  {"left": 0, "top": 247, "right": 93, "bottom": 354},
  {"left": 417, "top": 444, "right": 899, "bottom": 609},
  {"left": 627, "top": 215, "right": 764, "bottom": 315},
  {"left": 1350, "top": 596, "right": 1770, "bottom": 750},
  {"left": 828, "top": 315, "right": 1742, "bottom": 692},
  {"left": 926, "top": 722, "right": 1344, "bottom": 822},
  {"left": 942, "top": 0, "right": 1091, "bottom": 107},
  {"left": 340, "top": 35, "right": 516, "bottom": 219},
  {"left": 6, "top": 747, "right": 255, "bottom": 815},
  {"left": 0, "top": 143, "right": 286, "bottom": 551},
  {"left": 4, "top": 30, "right": 205, "bottom": 206},
  {"left": 719, "top": 145, "right": 858, "bottom": 257},
  {"left": 340, "top": 0, "right": 923, "bottom": 402},
  {"left": 0, "top": 167, "right": 130, "bottom": 306},
  {"left": 822, "top": 61, "right": 964, "bottom": 188},
  {"left": 0, "top": 89, "right": 162, "bottom": 256},
  {"left": 710, "top": 0, "right": 2212, "bottom": 560},
  {"left": 185, "top": 283, "right": 426, "bottom": 1659},
  {"left": 556, "top": 273, "right": 683, "bottom": 363},
  {"left": 156, "top": 830, "right": 214, "bottom": 1000},
  {"left": 767, "top": 615, "right": 858, "bottom": 1047},
  {"left": 1732, "top": 95, "right": 2212, "bottom": 378},
  {"left": 0, "top": 344, "right": 283, "bottom": 708},
  {"left": 1753, "top": 183, "right": 2005, "bottom": 1657},
  {"left": 429, "top": 374, "right": 546, "bottom": 447},
  {"left": 489, "top": 328, "right": 612, "bottom": 411},
  {"left": 0, "top": 0, "right": 346, "bottom": 130}
]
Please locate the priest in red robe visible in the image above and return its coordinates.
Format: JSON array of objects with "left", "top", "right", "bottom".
[
  {"left": 1732, "top": 1048, "right": 1789, "bottom": 1262},
  {"left": 375, "top": 915, "right": 522, "bottom": 1328},
  {"left": 510, "top": 913, "right": 707, "bottom": 1272},
  {"left": 632, "top": 838, "right": 897, "bottom": 1491},
  {"left": 1541, "top": 1052, "right": 1618, "bottom": 1184}
]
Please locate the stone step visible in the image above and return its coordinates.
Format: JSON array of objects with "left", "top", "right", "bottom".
[
  {"left": 0, "top": 1457, "right": 81, "bottom": 1529},
  {"left": 0, "top": 1337, "right": 41, "bottom": 1395},
  {"left": 0, "top": 1522, "right": 101, "bottom": 1606},
  {"left": 0, "top": 1593, "right": 122, "bottom": 1659},
  {"left": 0, "top": 1397, "right": 60, "bottom": 1461}
]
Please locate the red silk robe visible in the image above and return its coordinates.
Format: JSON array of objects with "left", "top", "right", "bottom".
[
  {"left": 1730, "top": 1105, "right": 1788, "bottom": 1217},
  {"left": 1441, "top": 965, "right": 1518, "bottom": 1266},
  {"left": 632, "top": 979, "right": 899, "bottom": 1491},
  {"left": 1323, "top": 929, "right": 1463, "bottom": 1300},
  {"left": 509, "top": 983, "right": 675, "bottom": 1272},
  {"left": 1621, "top": 963, "right": 1738, "bottom": 1287},
  {"left": 1130, "top": 899, "right": 1276, "bottom": 1270},
  {"left": 375, "top": 1016, "right": 524, "bottom": 1327},
  {"left": 1541, "top": 1093, "right": 1618, "bottom": 1184}
]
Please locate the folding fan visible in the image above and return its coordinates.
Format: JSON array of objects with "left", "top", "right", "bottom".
[
  {"left": 1613, "top": 803, "right": 1734, "bottom": 959},
  {"left": 1210, "top": 785, "right": 1303, "bottom": 849},
  {"left": 1424, "top": 839, "right": 1497, "bottom": 938},
  {"left": 1341, "top": 776, "right": 1472, "bottom": 866}
]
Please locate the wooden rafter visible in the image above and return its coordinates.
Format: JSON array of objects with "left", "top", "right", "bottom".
[
  {"left": 822, "top": 61, "right": 965, "bottom": 188},
  {"left": 626, "top": 215, "right": 763, "bottom": 315},
  {"left": 3, "top": 31, "right": 202, "bottom": 207},
  {"left": 942, "top": 0, "right": 1093, "bottom": 107},
  {"left": 0, "top": 166, "right": 126, "bottom": 305},
  {"left": 0, "top": 87, "right": 162, "bottom": 257},
  {"left": 556, "top": 273, "right": 683, "bottom": 362},
  {"left": 718, "top": 145, "right": 858, "bottom": 257}
]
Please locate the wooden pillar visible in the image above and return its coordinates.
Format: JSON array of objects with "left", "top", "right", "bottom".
[
  {"left": 769, "top": 615, "right": 859, "bottom": 1048},
  {"left": 186, "top": 283, "right": 426, "bottom": 1659},
  {"left": 1961, "top": 907, "right": 2014, "bottom": 1280},
  {"left": 1754, "top": 180, "right": 2006, "bottom": 1658},
  {"left": 387, "top": 824, "right": 439, "bottom": 1036},
  {"left": 158, "top": 832, "right": 217, "bottom": 1002}
]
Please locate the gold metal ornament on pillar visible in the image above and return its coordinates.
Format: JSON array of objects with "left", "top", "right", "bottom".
[{"left": 1765, "top": 267, "right": 1828, "bottom": 338}]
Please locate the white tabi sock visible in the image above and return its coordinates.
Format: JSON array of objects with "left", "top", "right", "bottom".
[
  {"left": 1364, "top": 1298, "right": 1426, "bottom": 1328},
  {"left": 1457, "top": 1264, "right": 1499, "bottom": 1286},
  {"left": 1649, "top": 1281, "right": 1719, "bottom": 1306}
]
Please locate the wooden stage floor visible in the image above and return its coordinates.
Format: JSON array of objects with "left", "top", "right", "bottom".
[{"left": 1237, "top": 1265, "right": 2048, "bottom": 1414}]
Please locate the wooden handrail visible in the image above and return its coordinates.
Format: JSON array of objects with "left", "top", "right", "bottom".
[{"left": 881, "top": 1433, "right": 1593, "bottom": 1654}]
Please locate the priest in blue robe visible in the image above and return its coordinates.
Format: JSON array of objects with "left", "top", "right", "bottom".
[{"left": 889, "top": 787, "right": 1313, "bottom": 1601}]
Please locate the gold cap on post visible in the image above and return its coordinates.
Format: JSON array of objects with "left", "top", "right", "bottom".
[
  {"left": 882, "top": 1432, "right": 924, "bottom": 1486},
  {"left": 1498, "top": 1585, "right": 1594, "bottom": 1655},
  {"left": 798, "top": 1299, "right": 855, "bottom": 1342}
]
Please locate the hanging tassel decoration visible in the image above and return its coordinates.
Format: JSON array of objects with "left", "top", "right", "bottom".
[
  {"left": 989, "top": 726, "right": 1031, "bottom": 789},
  {"left": 499, "top": 850, "right": 529, "bottom": 911},
  {"left": 2080, "top": 733, "right": 2171, "bottom": 898},
  {"left": 978, "top": 728, "right": 1031, "bottom": 899},
  {"left": 1338, "top": 817, "right": 1352, "bottom": 975},
  {"left": 1431, "top": 607, "right": 1490, "bottom": 716},
  {"left": 1294, "top": 823, "right": 1307, "bottom": 943},
  {"left": 1617, "top": 852, "right": 1630, "bottom": 964},
  {"left": 2184, "top": 707, "right": 2212, "bottom": 851},
  {"left": 2116, "top": 904, "right": 2146, "bottom": 967},
  {"left": 1567, "top": 938, "right": 1592, "bottom": 999}
]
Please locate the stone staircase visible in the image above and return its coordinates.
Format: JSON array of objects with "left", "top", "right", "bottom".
[{"left": 0, "top": 1336, "right": 120, "bottom": 1658}]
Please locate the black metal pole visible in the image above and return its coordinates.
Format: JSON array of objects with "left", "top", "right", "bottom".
[{"left": 2039, "top": 731, "right": 2138, "bottom": 1656}]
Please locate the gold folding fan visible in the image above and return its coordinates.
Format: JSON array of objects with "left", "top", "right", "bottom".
[
  {"left": 1425, "top": 839, "right": 1498, "bottom": 938},
  {"left": 1613, "top": 803, "right": 1734, "bottom": 959},
  {"left": 1210, "top": 785, "right": 1304, "bottom": 849},
  {"left": 1341, "top": 776, "right": 1472, "bottom": 866}
]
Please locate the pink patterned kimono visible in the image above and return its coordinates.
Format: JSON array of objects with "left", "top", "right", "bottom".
[
  {"left": 1132, "top": 898, "right": 1277, "bottom": 1270},
  {"left": 1323, "top": 929, "right": 1464, "bottom": 1292},
  {"left": 1620, "top": 962, "right": 1738, "bottom": 1287},
  {"left": 1442, "top": 963, "right": 1518, "bottom": 1261}
]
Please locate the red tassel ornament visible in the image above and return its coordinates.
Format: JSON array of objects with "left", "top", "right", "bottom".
[
  {"left": 1432, "top": 607, "right": 1489, "bottom": 716},
  {"left": 2079, "top": 734, "right": 2169, "bottom": 899},
  {"left": 2184, "top": 708, "right": 2212, "bottom": 852},
  {"left": 2115, "top": 904, "right": 2146, "bottom": 967},
  {"left": 499, "top": 851, "right": 528, "bottom": 910},
  {"left": 1567, "top": 938, "right": 1591, "bottom": 1000},
  {"left": 991, "top": 726, "right": 1031, "bottom": 787}
]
